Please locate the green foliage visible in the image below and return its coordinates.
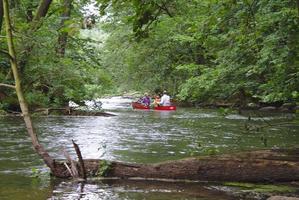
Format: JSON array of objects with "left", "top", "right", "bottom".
[
  {"left": 0, "top": 109, "right": 7, "bottom": 115},
  {"left": 97, "top": 160, "right": 111, "bottom": 177},
  {"left": 97, "top": 0, "right": 299, "bottom": 105},
  {"left": 1, "top": 0, "right": 298, "bottom": 108},
  {"left": 97, "top": 0, "right": 177, "bottom": 39},
  {"left": 0, "top": 0, "right": 113, "bottom": 110},
  {"left": 31, "top": 167, "right": 42, "bottom": 178}
]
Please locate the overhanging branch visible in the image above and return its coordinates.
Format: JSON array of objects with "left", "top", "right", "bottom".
[
  {"left": 0, "top": 49, "right": 13, "bottom": 60},
  {"left": 0, "top": 83, "right": 16, "bottom": 89}
]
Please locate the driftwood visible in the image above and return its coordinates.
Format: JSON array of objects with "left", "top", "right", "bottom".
[
  {"left": 34, "top": 107, "right": 115, "bottom": 116},
  {"left": 62, "top": 148, "right": 79, "bottom": 178},
  {"left": 51, "top": 148, "right": 299, "bottom": 183},
  {"left": 72, "top": 140, "right": 86, "bottom": 179}
]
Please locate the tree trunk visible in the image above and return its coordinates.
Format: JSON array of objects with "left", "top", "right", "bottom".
[
  {"left": 2, "top": 0, "right": 55, "bottom": 171},
  {"left": 53, "top": 149, "right": 299, "bottom": 182},
  {"left": 33, "top": 0, "right": 52, "bottom": 22},
  {"left": 56, "top": 0, "right": 72, "bottom": 56},
  {"left": 0, "top": 0, "right": 3, "bottom": 33}
]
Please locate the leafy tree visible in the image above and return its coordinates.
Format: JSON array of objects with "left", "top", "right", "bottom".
[
  {"left": 1, "top": 0, "right": 298, "bottom": 110},
  {"left": 0, "top": 0, "right": 111, "bottom": 111},
  {"left": 97, "top": 0, "right": 299, "bottom": 105}
]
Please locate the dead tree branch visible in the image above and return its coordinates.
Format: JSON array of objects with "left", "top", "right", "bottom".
[
  {"left": 0, "top": 83, "right": 15, "bottom": 89},
  {"left": 72, "top": 140, "right": 86, "bottom": 179}
]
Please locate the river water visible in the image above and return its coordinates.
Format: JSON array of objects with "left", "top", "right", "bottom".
[{"left": 0, "top": 97, "right": 298, "bottom": 200}]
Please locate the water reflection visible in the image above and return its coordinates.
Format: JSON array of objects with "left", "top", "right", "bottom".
[
  {"left": 0, "top": 174, "right": 52, "bottom": 200},
  {"left": 153, "top": 110, "right": 174, "bottom": 119},
  {"left": 50, "top": 179, "right": 234, "bottom": 200}
]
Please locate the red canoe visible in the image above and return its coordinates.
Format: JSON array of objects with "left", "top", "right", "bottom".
[
  {"left": 132, "top": 102, "right": 176, "bottom": 111},
  {"left": 154, "top": 105, "right": 176, "bottom": 111},
  {"left": 132, "top": 102, "right": 150, "bottom": 110}
]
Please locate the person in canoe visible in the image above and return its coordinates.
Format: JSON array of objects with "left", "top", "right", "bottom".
[
  {"left": 153, "top": 94, "right": 161, "bottom": 107},
  {"left": 137, "top": 93, "right": 151, "bottom": 106},
  {"left": 159, "top": 90, "right": 171, "bottom": 106}
]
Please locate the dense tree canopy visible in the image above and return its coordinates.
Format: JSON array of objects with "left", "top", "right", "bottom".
[
  {"left": 0, "top": 0, "right": 111, "bottom": 111},
  {"left": 97, "top": 0, "right": 299, "bottom": 105},
  {"left": 1, "top": 0, "right": 298, "bottom": 111}
]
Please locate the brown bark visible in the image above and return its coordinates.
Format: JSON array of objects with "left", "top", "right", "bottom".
[
  {"left": 72, "top": 140, "right": 86, "bottom": 179},
  {"left": 33, "top": 0, "right": 52, "bottom": 22},
  {"left": 56, "top": 0, "right": 72, "bottom": 56},
  {"left": 52, "top": 149, "right": 299, "bottom": 182},
  {"left": 63, "top": 148, "right": 79, "bottom": 178},
  {"left": 33, "top": 107, "right": 116, "bottom": 116}
]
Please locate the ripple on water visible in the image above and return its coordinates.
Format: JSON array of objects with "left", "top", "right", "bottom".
[{"left": 0, "top": 101, "right": 298, "bottom": 200}]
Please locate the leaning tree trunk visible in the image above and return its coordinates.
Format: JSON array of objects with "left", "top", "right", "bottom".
[
  {"left": 33, "top": 0, "right": 52, "bottom": 22},
  {"left": 2, "top": 0, "right": 55, "bottom": 172},
  {"left": 0, "top": 0, "right": 3, "bottom": 33}
]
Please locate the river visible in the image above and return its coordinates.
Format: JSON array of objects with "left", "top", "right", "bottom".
[{"left": 0, "top": 97, "right": 298, "bottom": 199}]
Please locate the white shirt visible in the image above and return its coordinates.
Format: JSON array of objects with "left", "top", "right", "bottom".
[{"left": 160, "top": 94, "right": 171, "bottom": 106}]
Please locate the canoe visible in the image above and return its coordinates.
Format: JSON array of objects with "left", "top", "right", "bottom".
[
  {"left": 132, "top": 102, "right": 176, "bottom": 111},
  {"left": 154, "top": 105, "right": 176, "bottom": 111},
  {"left": 132, "top": 102, "right": 150, "bottom": 110}
]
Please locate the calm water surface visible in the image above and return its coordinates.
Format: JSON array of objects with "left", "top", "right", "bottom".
[{"left": 0, "top": 97, "right": 298, "bottom": 200}]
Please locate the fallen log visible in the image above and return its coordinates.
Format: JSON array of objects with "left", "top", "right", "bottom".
[
  {"left": 34, "top": 107, "right": 116, "bottom": 116},
  {"left": 51, "top": 148, "right": 299, "bottom": 182}
]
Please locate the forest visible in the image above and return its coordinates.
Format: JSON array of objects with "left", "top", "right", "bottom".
[{"left": 0, "top": 0, "right": 298, "bottom": 112}]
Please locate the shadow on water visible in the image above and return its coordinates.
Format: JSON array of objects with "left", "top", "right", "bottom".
[{"left": 0, "top": 97, "right": 298, "bottom": 199}]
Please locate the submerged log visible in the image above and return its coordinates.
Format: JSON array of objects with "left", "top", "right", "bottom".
[{"left": 52, "top": 149, "right": 299, "bottom": 182}]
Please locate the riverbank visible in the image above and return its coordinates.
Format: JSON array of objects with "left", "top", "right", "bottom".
[
  {"left": 121, "top": 91, "right": 299, "bottom": 113},
  {"left": 0, "top": 108, "right": 116, "bottom": 117},
  {"left": 1, "top": 91, "right": 298, "bottom": 115},
  {"left": 190, "top": 102, "right": 299, "bottom": 113}
]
